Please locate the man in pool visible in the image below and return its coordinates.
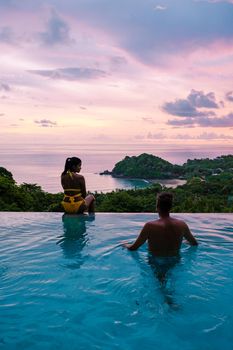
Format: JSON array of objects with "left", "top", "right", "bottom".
[{"left": 123, "top": 192, "right": 198, "bottom": 256}]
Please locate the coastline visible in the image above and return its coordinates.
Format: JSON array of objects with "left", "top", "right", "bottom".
[{"left": 99, "top": 172, "right": 186, "bottom": 189}]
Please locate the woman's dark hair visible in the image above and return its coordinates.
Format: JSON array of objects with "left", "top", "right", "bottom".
[
  {"left": 156, "top": 192, "right": 173, "bottom": 212},
  {"left": 62, "top": 157, "right": 82, "bottom": 175}
]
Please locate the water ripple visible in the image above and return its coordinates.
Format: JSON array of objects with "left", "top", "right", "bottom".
[{"left": 1, "top": 213, "right": 233, "bottom": 350}]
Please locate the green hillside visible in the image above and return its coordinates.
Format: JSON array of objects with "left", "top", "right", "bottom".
[
  {"left": 109, "top": 153, "right": 233, "bottom": 180},
  {"left": 112, "top": 153, "right": 183, "bottom": 179}
]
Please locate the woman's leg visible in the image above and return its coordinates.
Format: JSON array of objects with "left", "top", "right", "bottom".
[{"left": 85, "top": 194, "right": 95, "bottom": 213}]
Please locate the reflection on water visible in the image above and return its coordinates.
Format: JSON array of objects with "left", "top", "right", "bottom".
[
  {"left": 148, "top": 254, "right": 181, "bottom": 309},
  {"left": 128, "top": 250, "right": 181, "bottom": 310},
  {"left": 57, "top": 214, "right": 95, "bottom": 268}
]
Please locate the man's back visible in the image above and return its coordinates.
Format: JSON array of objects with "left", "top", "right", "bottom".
[
  {"left": 123, "top": 192, "right": 198, "bottom": 256},
  {"left": 146, "top": 217, "right": 189, "bottom": 256}
]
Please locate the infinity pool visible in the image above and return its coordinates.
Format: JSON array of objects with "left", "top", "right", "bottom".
[{"left": 0, "top": 213, "right": 233, "bottom": 350}]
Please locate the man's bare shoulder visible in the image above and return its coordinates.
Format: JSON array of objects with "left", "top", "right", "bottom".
[
  {"left": 144, "top": 220, "right": 161, "bottom": 229},
  {"left": 170, "top": 217, "right": 189, "bottom": 228},
  {"left": 145, "top": 220, "right": 158, "bottom": 225},
  {"left": 145, "top": 217, "right": 189, "bottom": 229}
]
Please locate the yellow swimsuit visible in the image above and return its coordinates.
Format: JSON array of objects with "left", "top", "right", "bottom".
[
  {"left": 61, "top": 190, "right": 86, "bottom": 214},
  {"left": 61, "top": 171, "right": 86, "bottom": 214}
]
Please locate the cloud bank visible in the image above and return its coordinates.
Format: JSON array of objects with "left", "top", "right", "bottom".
[
  {"left": 168, "top": 113, "right": 233, "bottom": 127},
  {"left": 162, "top": 89, "right": 219, "bottom": 117},
  {"left": 28, "top": 67, "right": 107, "bottom": 81},
  {"left": 163, "top": 89, "right": 233, "bottom": 127}
]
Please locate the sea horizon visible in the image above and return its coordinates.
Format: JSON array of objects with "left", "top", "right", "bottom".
[{"left": 1, "top": 143, "right": 233, "bottom": 193}]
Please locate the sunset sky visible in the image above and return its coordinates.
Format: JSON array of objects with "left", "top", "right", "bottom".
[{"left": 1, "top": 0, "right": 233, "bottom": 147}]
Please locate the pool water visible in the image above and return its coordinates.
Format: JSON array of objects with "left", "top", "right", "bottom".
[{"left": 0, "top": 213, "right": 233, "bottom": 350}]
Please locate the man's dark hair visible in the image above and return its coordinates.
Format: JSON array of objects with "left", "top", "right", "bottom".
[{"left": 157, "top": 192, "right": 173, "bottom": 212}]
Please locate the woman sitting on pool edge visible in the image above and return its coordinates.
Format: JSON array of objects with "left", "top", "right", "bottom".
[{"left": 61, "top": 157, "right": 95, "bottom": 214}]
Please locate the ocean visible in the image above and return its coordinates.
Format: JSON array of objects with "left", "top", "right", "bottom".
[{"left": 0, "top": 143, "right": 232, "bottom": 193}]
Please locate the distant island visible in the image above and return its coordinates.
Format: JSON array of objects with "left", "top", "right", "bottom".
[
  {"left": 100, "top": 153, "right": 233, "bottom": 180},
  {"left": 0, "top": 153, "right": 233, "bottom": 213}
]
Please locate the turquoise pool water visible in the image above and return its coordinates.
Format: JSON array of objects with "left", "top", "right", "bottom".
[{"left": 0, "top": 213, "right": 233, "bottom": 350}]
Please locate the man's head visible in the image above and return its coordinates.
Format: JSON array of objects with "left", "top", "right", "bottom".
[{"left": 156, "top": 192, "right": 173, "bottom": 214}]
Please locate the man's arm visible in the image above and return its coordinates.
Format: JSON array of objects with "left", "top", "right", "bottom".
[
  {"left": 123, "top": 223, "right": 149, "bottom": 250},
  {"left": 183, "top": 223, "right": 198, "bottom": 246}
]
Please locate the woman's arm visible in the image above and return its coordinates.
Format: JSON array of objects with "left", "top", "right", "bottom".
[{"left": 78, "top": 175, "right": 87, "bottom": 198}]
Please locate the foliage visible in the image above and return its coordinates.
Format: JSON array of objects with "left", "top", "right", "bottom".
[
  {"left": 0, "top": 167, "right": 63, "bottom": 211},
  {"left": 182, "top": 155, "right": 233, "bottom": 178},
  {"left": 111, "top": 153, "right": 184, "bottom": 179},
  {"left": 95, "top": 184, "right": 162, "bottom": 212},
  {"left": 95, "top": 175, "right": 233, "bottom": 213},
  {"left": 0, "top": 159, "right": 233, "bottom": 213},
  {"left": 110, "top": 153, "right": 233, "bottom": 180},
  {"left": 0, "top": 167, "right": 14, "bottom": 181}
]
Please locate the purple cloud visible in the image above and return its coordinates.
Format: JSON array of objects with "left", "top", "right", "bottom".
[
  {"left": 28, "top": 67, "right": 107, "bottom": 81},
  {"left": 34, "top": 119, "right": 57, "bottom": 127},
  {"left": 136, "top": 131, "right": 233, "bottom": 140},
  {"left": 1, "top": 0, "right": 233, "bottom": 66},
  {"left": 187, "top": 90, "right": 219, "bottom": 108},
  {"left": 163, "top": 89, "right": 219, "bottom": 118},
  {"left": 176, "top": 132, "right": 233, "bottom": 140},
  {"left": 135, "top": 132, "right": 165, "bottom": 140},
  {"left": 168, "top": 113, "right": 233, "bottom": 127},
  {"left": 167, "top": 118, "right": 196, "bottom": 126},
  {"left": 0, "top": 83, "right": 11, "bottom": 91},
  {"left": 196, "top": 132, "right": 233, "bottom": 140},
  {"left": 198, "top": 113, "right": 233, "bottom": 127},
  {"left": 66, "top": 0, "right": 233, "bottom": 64},
  {"left": 163, "top": 101, "right": 216, "bottom": 118},
  {"left": 226, "top": 91, "right": 233, "bottom": 102},
  {"left": 163, "top": 100, "right": 202, "bottom": 117},
  {"left": 39, "top": 11, "right": 73, "bottom": 46}
]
